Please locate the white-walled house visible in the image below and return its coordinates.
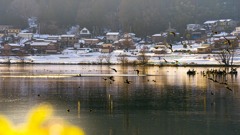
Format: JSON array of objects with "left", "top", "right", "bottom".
[
  {"left": 80, "top": 27, "right": 91, "bottom": 38},
  {"left": 18, "top": 33, "right": 33, "bottom": 40},
  {"left": 231, "top": 27, "right": 240, "bottom": 36},
  {"left": 187, "top": 24, "right": 202, "bottom": 31},
  {"left": 106, "top": 32, "right": 120, "bottom": 43},
  {"left": 203, "top": 20, "right": 218, "bottom": 30},
  {"left": 203, "top": 19, "right": 236, "bottom": 32}
]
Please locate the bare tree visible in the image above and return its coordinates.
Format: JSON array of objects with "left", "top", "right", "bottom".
[
  {"left": 117, "top": 54, "right": 129, "bottom": 65},
  {"left": 215, "top": 50, "right": 231, "bottom": 66},
  {"left": 97, "top": 55, "right": 105, "bottom": 64},
  {"left": 103, "top": 54, "right": 112, "bottom": 64},
  {"left": 122, "top": 34, "right": 134, "bottom": 52},
  {"left": 214, "top": 37, "right": 237, "bottom": 66},
  {"left": 137, "top": 49, "right": 150, "bottom": 65},
  {"left": 2, "top": 45, "right": 11, "bottom": 64},
  {"left": 17, "top": 50, "right": 25, "bottom": 63},
  {"left": 215, "top": 49, "right": 235, "bottom": 66}
]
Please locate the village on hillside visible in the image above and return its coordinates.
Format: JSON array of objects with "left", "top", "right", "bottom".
[{"left": 0, "top": 17, "right": 240, "bottom": 65}]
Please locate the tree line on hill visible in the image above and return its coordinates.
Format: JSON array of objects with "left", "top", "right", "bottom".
[{"left": 0, "top": 0, "right": 239, "bottom": 36}]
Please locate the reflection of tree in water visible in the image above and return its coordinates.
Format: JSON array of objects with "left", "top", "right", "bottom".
[
  {"left": 119, "top": 65, "right": 128, "bottom": 74},
  {"left": 122, "top": 76, "right": 130, "bottom": 131}
]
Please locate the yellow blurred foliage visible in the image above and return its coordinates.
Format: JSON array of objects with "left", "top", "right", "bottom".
[{"left": 0, "top": 104, "right": 84, "bottom": 135}]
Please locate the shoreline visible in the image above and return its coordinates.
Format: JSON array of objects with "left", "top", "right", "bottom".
[{"left": 1, "top": 62, "right": 240, "bottom": 67}]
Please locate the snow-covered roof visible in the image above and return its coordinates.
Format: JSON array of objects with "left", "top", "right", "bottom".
[
  {"left": 20, "top": 30, "right": 29, "bottom": 33},
  {"left": 124, "top": 33, "right": 136, "bottom": 37},
  {"left": 219, "top": 36, "right": 237, "bottom": 40},
  {"left": 79, "top": 40, "right": 85, "bottom": 44},
  {"left": 44, "top": 40, "right": 58, "bottom": 43},
  {"left": 197, "top": 46, "right": 210, "bottom": 49},
  {"left": 214, "top": 36, "right": 237, "bottom": 41},
  {"left": 61, "top": 35, "right": 75, "bottom": 38},
  {"left": 204, "top": 20, "right": 218, "bottom": 24},
  {"left": 187, "top": 24, "right": 200, "bottom": 26},
  {"left": 18, "top": 32, "right": 33, "bottom": 36},
  {"left": 152, "top": 34, "right": 162, "bottom": 37},
  {"left": 200, "top": 28, "right": 206, "bottom": 31},
  {"left": 139, "top": 40, "right": 145, "bottom": 44},
  {"left": 106, "top": 32, "right": 119, "bottom": 36},
  {"left": 213, "top": 32, "right": 229, "bottom": 37},
  {"left": 97, "top": 42, "right": 104, "bottom": 46},
  {"left": 128, "top": 33, "right": 136, "bottom": 36},
  {"left": 20, "top": 38, "right": 30, "bottom": 44},
  {"left": 113, "top": 41, "right": 119, "bottom": 44},
  {"left": 8, "top": 43, "right": 22, "bottom": 47},
  {"left": 48, "top": 35, "right": 60, "bottom": 39},
  {"left": 152, "top": 33, "right": 168, "bottom": 37},
  {"left": 12, "top": 48, "right": 21, "bottom": 51},
  {"left": 35, "top": 39, "right": 45, "bottom": 42},
  {"left": 33, "top": 34, "right": 49, "bottom": 39},
  {"left": 30, "top": 42, "right": 50, "bottom": 46},
  {"left": 84, "top": 39, "right": 99, "bottom": 41},
  {"left": 219, "top": 19, "right": 232, "bottom": 22},
  {"left": 80, "top": 28, "right": 91, "bottom": 35},
  {"left": 95, "top": 36, "right": 105, "bottom": 40}
]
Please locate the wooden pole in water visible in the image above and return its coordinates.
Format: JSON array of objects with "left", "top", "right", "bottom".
[
  {"left": 108, "top": 94, "right": 113, "bottom": 114},
  {"left": 78, "top": 101, "right": 80, "bottom": 118}
]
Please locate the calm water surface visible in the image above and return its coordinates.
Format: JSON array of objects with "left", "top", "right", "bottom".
[{"left": 0, "top": 64, "right": 240, "bottom": 135}]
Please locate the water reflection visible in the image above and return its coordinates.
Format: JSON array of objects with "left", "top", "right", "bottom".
[{"left": 0, "top": 65, "right": 240, "bottom": 135}]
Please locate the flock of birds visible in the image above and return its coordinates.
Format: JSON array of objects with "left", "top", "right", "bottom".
[
  {"left": 187, "top": 68, "right": 238, "bottom": 93},
  {"left": 76, "top": 66, "right": 237, "bottom": 96},
  {"left": 101, "top": 67, "right": 141, "bottom": 84},
  {"left": 29, "top": 64, "right": 238, "bottom": 113}
]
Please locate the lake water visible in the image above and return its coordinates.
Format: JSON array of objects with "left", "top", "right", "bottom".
[{"left": 0, "top": 64, "right": 240, "bottom": 135}]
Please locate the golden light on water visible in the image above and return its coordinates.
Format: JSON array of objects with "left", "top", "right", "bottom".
[
  {"left": 0, "top": 73, "right": 147, "bottom": 78},
  {"left": 0, "top": 104, "right": 85, "bottom": 135}
]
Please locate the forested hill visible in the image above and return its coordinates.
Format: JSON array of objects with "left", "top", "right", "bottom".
[{"left": 0, "top": 0, "right": 239, "bottom": 36}]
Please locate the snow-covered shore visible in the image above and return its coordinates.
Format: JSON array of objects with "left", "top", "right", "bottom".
[
  {"left": 1, "top": 44, "right": 240, "bottom": 66},
  {"left": 0, "top": 51, "right": 228, "bottom": 66}
]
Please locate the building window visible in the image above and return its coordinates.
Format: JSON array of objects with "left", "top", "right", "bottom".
[{"left": 82, "top": 30, "right": 88, "bottom": 33}]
